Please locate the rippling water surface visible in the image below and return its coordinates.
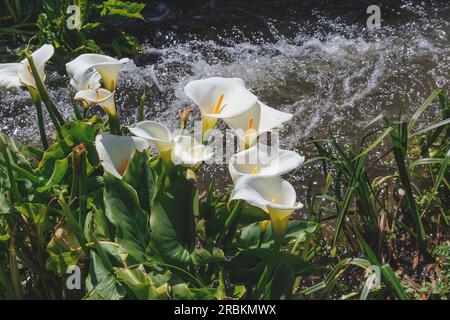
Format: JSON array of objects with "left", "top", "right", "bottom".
[{"left": 1, "top": 0, "right": 449, "bottom": 191}]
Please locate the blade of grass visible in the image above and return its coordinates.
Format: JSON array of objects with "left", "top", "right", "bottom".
[
  {"left": 390, "top": 122, "right": 426, "bottom": 241},
  {"left": 332, "top": 153, "right": 366, "bottom": 249},
  {"left": 408, "top": 89, "right": 442, "bottom": 133}
]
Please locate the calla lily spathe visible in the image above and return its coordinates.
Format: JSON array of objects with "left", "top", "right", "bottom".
[
  {"left": 66, "top": 54, "right": 129, "bottom": 91},
  {"left": 225, "top": 101, "right": 293, "bottom": 150},
  {"left": 184, "top": 77, "right": 258, "bottom": 137},
  {"left": 95, "top": 133, "right": 149, "bottom": 179},
  {"left": 0, "top": 64, "right": 23, "bottom": 89},
  {"left": 229, "top": 143, "right": 305, "bottom": 182},
  {"left": 171, "top": 135, "right": 214, "bottom": 168},
  {"left": 231, "top": 175, "right": 303, "bottom": 244},
  {"left": 75, "top": 88, "right": 116, "bottom": 116},
  {"left": 128, "top": 121, "right": 176, "bottom": 163},
  {"left": 0, "top": 44, "right": 54, "bottom": 90}
]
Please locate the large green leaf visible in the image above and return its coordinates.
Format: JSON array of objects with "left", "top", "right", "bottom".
[
  {"left": 37, "top": 142, "right": 66, "bottom": 177},
  {"left": 260, "top": 221, "right": 319, "bottom": 248},
  {"left": 171, "top": 283, "right": 195, "bottom": 300},
  {"left": 231, "top": 248, "right": 322, "bottom": 276},
  {"left": 238, "top": 221, "right": 318, "bottom": 249},
  {"left": 117, "top": 267, "right": 161, "bottom": 300},
  {"left": 238, "top": 222, "right": 261, "bottom": 249},
  {"left": 103, "top": 173, "right": 149, "bottom": 262},
  {"left": 61, "top": 119, "right": 101, "bottom": 146},
  {"left": 36, "top": 156, "right": 69, "bottom": 192},
  {"left": 191, "top": 248, "right": 225, "bottom": 266},
  {"left": 149, "top": 169, "right": 196, "bottom": 266},
  {"left": 85, "top": 251, "right": 125, "bottom": 300},
  {"left": 123, "top": 151, "right": 156, "bottom": 212},
  {"left": 267, "top": 264, "right": 295, "bottom": 299}
]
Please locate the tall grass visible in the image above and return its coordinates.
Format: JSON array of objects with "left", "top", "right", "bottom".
[{"left": 302, "top": 89, "right": 449, "bottom": 299}]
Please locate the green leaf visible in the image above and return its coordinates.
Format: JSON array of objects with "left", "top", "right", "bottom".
[
  {"left": 231, "top": 249, "right": 321, "bottom": 276},
  {"left": 268, "top": 264, "right": 294, "bottom": 299},
  {"left": 409, "top": 158, "right": 449, "bottom": 169},
  {"left": 408, "top": 89, "right": 442, "bottom": 132},
  {"left": 360, "top": 270, "right": 378, "bottom": 300},
  {"left": 238, "top": 203, "right": 269, "bottom": 224},
  {"left": 46, "top": 251, "right": 81, "bottom": 275},
  {"left": 149, "top": 169, "right": 196, "bottom": 266},
  {"left": 85, "top": 250, "right": 125, "bottom": 300},
  {"left": 260, "top": 221, "right": 318, "bottom": 248},
  {"left": 238, "top": 222, "right": 262, "bottom": 249},
  {"left": 36, "top": 156, "right": 69, "bottom": 192},
  {"left": 333, "top": 153, "right": 366, "bottom": 248},
  {"left": 410, "top": 118, "right": 450, "bottom": 137},
  {"left": 61, "top": 119, "right": 101, "bottom": 146},
  {"left": 171, "top": 283, "right": 195, "bottom": 300},
  {"left": 37, "top": 142, "right": 66, "bottom": 177},
  {"left": 117, "top": 268, "right": 161, "bottom": 300},
  {"left": 15, "top": 203, "right": 52, "bottom": 239},
  {"left": 100, "top": 0, "right": 145, "bottom": 20},
  {"left": 103, "top": 173, "right": 149, "bottom": 262},
  {"left": 123, "top": 151, "right": 156, "bottom": 212},
  {"left": 191, "top": 248, "right": 225, "bottom": 266},
  {"left": 381, "top": 264, "right": 409, "bottom": 300},
  {"left": 355, "top": 127, "right": 393, "bottom": 160}
]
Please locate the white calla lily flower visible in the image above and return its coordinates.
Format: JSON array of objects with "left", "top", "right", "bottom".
[
  {"left": 66, "top": 54, "right": 129, "bottom": 91},
  {"left": 171, "top": 135, "right": 214, "bottom": 168},
  {"left": 0, "top": 64, "right": 22, "bottom": 89},
  {"left": 231, "top": 175, "right": 303, "bottom": 244},
  {"left": 229, "top": 143, "right": 304, "bottom": 182},
  {"left": 0, "top": 44, "right": 54, "bottom": 90},
  {"left": 225, "top": 101, "right": 293, "bottom": 150},
  {"left": 95, "top": 133, "right": 149, "bottom": 179},
  {"left": 184, "top": 77, "right": 258, "bottom": 137},
  {"left": 128, "top": 121, "right": 176, "bottom": 163},
  {"left": 75, "top": 88, "right": 116, "bottom": 116}
]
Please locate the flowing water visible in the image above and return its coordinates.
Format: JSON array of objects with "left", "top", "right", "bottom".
[{"left": 0, "top": 0, "right": 449, "bottom": 192}]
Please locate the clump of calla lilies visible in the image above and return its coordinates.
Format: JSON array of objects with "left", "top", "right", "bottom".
[{"left": 0, "top": 44, "right": 306, "bottom": 299}]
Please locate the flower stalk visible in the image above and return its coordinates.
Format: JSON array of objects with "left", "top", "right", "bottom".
[
  {"left": 26, "top": 53, "right": 65, "bottom": 136},
  {"left": 108, "top": 114, "right": 122, "bottom": 135},
  {"left": 78, "top": 145, "right": 88, "bottom": 229},
  {"left": 215, "top": 199, "right": 243, "bottom": 246},
  {"left": 27, "top": 87, "right": 49, "bottom": 149}
]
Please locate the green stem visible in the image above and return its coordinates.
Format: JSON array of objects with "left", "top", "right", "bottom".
[
  {"left": 390, "top": 123, "right": 426, "bottom": 241},
  {"left": 26, "top": 54, "right": 65, "bottom": 134},
  {"left": 137, "top": 85, "right": 147, "bottom": 122},
  {"left": 108, "top": 114, "right": 121, "bottom": 135},
  {"left": 78, "top": 149, "right": 88, "bottom": 229},
  {"left": 28, "top": 88, "right": 48, "bottom": 149},
  {"left": 83, "top": 106, "right": 88, "bottom": 119},
  {"left": 253, "top": 244, "right": 279, "bottom": 299},
  {"left": 69, "top": 90, "right": 82, "bottom": 120},
  {"left": 70, "top": 153, "right": 79, "bottom": 202},
  {"left": 57, "top": 193, "right": 87, "bottom": 252},
  {"left": 216, "top": 200, "right": 243, "bottom": 246},
  {"left": 9, "top": 230, "right": 24, "bottom": 299}
]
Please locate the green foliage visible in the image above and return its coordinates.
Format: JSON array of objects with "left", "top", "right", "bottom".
[
  {"left": 0, "top": 56, "right": 448, "bottom": 301},
  {"left": 302, "top": 89, "right": 449, "bottom": 299},
  {"left": 0, "top": 0, "right": 38, "bottom": 55},
  {"left": 1, "top": 0, "right": 145, "bottom": 62}
]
